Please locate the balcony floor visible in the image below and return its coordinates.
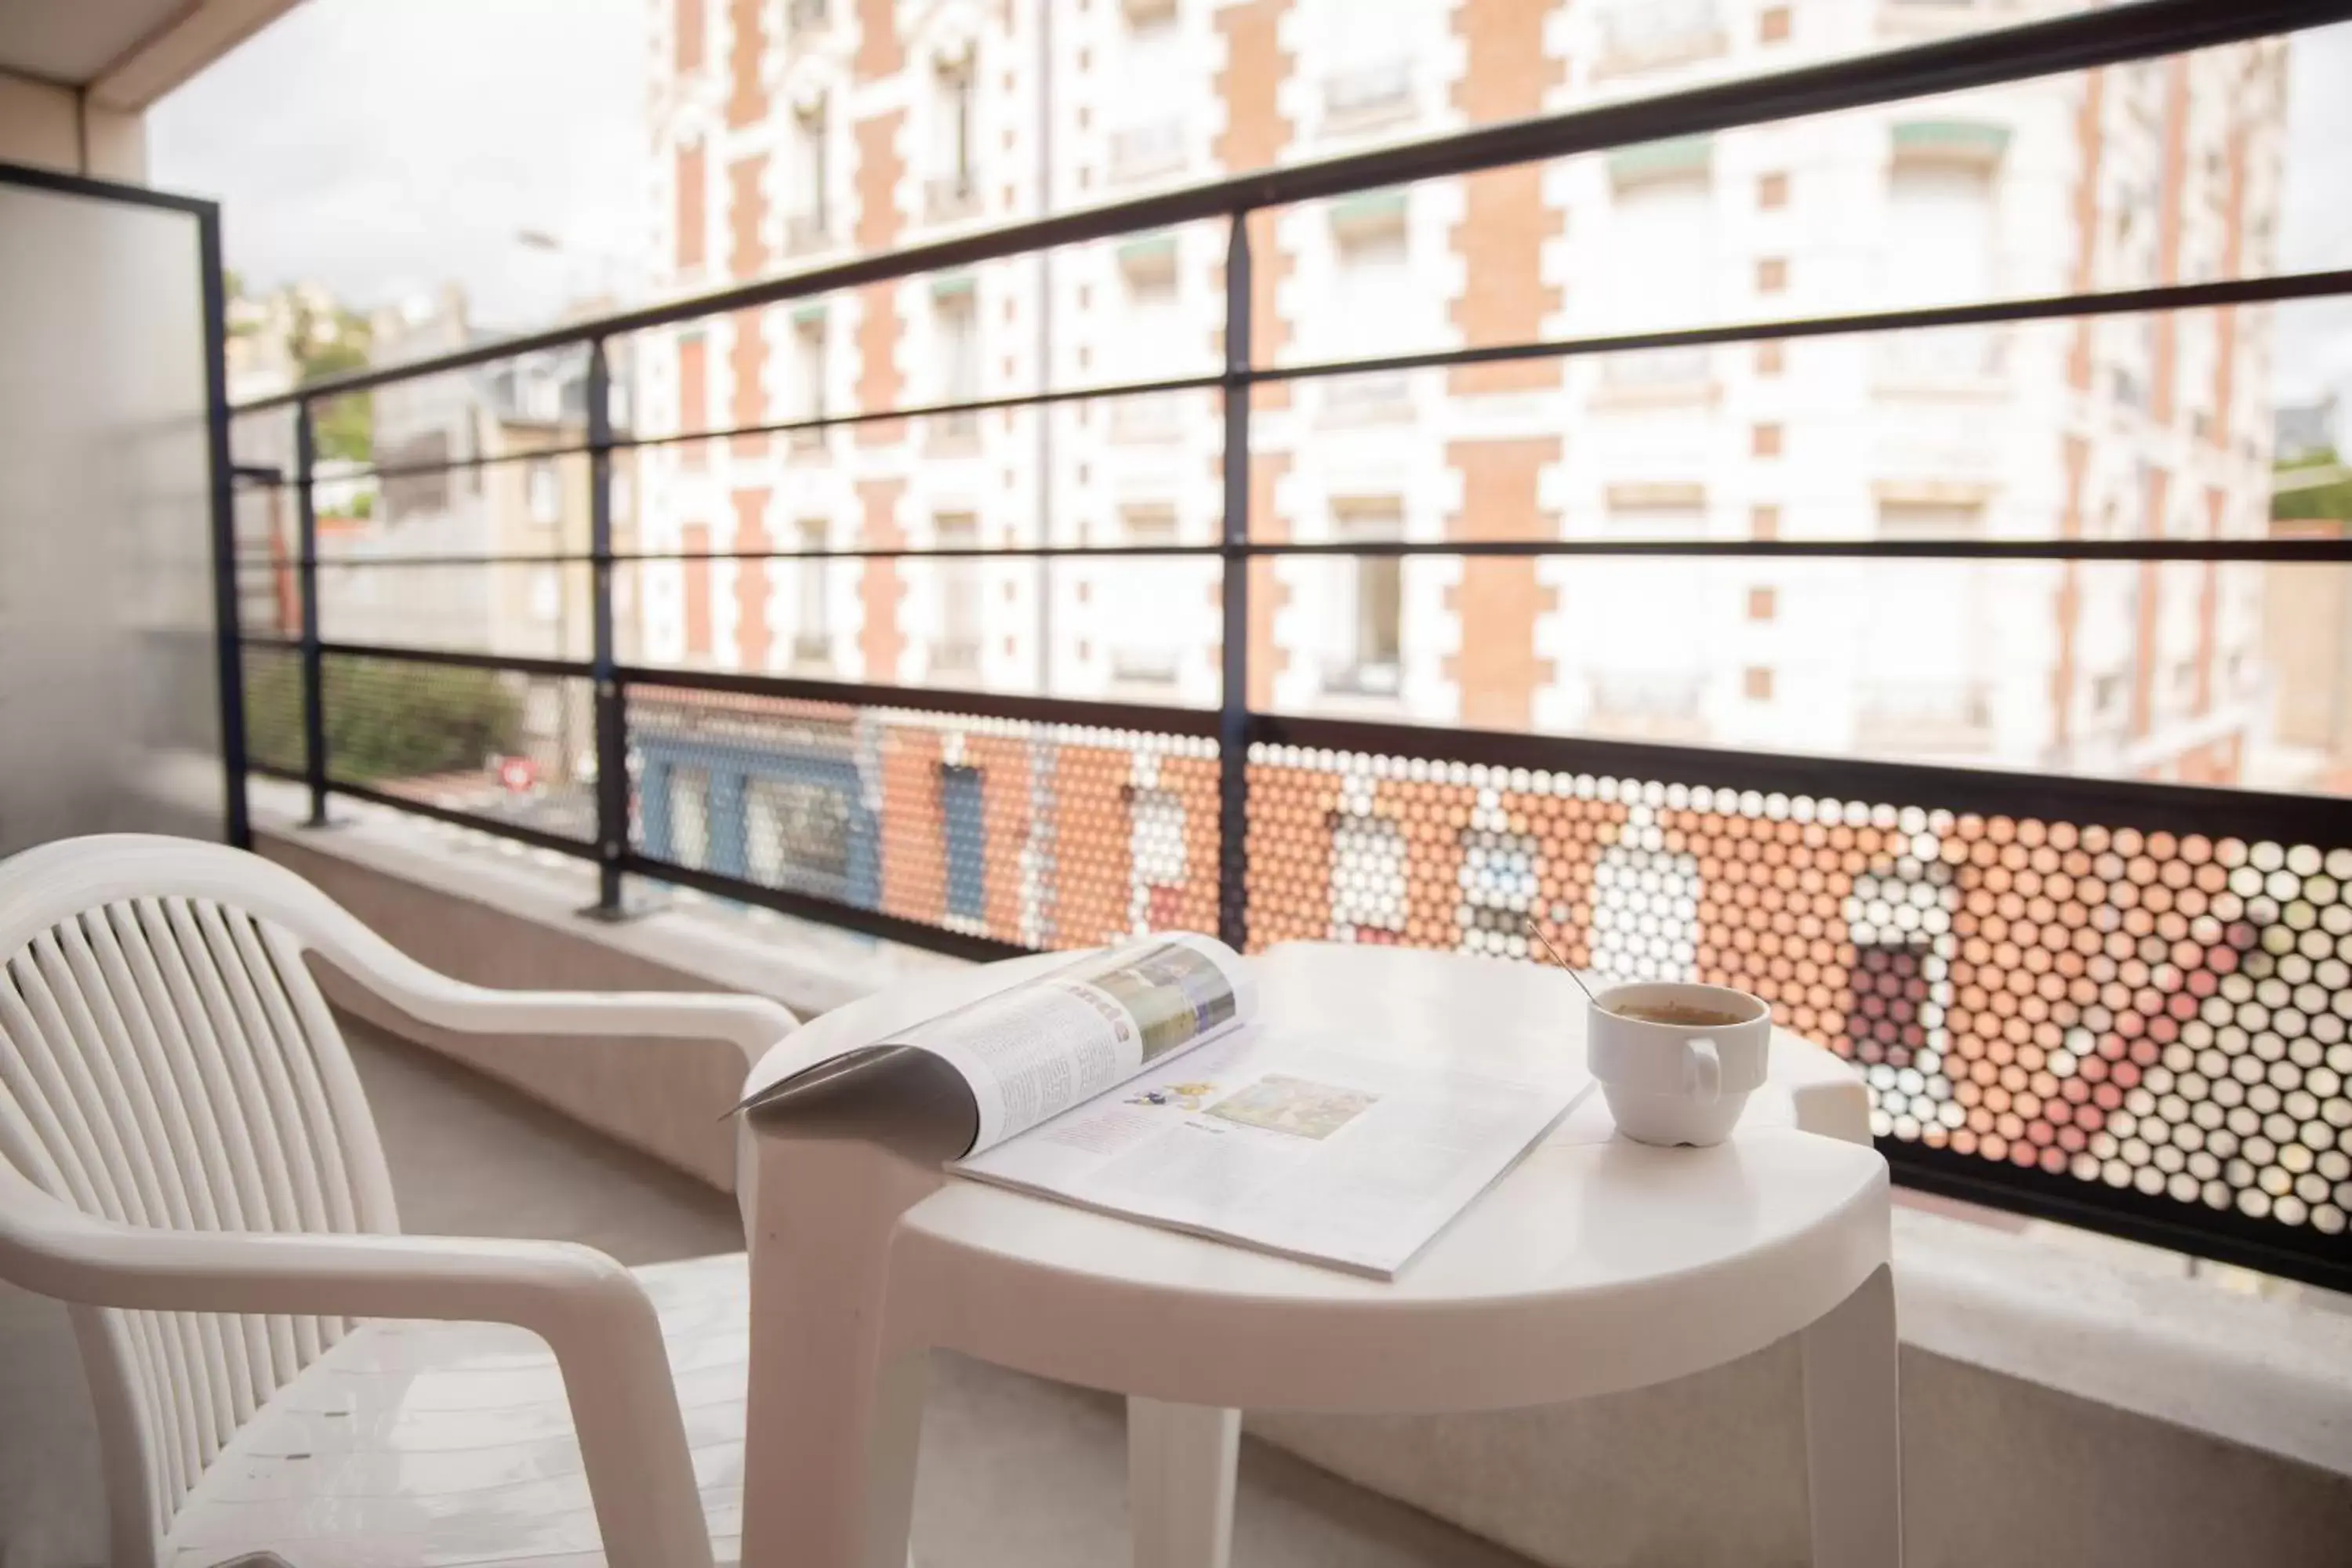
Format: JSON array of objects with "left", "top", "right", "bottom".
[{"left": 0, "top": 1018, "right": 1533, "bottom": 1568}]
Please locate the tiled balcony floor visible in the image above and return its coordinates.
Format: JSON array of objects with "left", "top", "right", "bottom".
[{"left": 0, "top": 1019, "right": 1533, "bottom": 1568}]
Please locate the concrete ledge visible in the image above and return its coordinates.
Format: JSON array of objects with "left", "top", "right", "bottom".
[{"left": 254, "top": 803, "right": 2352, "bottom": 1567}]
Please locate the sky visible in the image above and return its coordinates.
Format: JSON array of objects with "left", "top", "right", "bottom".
[
  {"left": 150, "top": 2, "right": 2351, "bottom": 412},
  {"left": 149, "top": 0, "right": 648, "bottom": 331}
]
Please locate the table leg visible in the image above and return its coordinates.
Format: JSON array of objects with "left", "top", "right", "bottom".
[
  {"left": 1127, "top": 1398, "right": 1240, "bottom": 1568},
  {"left": 1800, "top": 1263, "right": 1902, "bottom": 1568}
]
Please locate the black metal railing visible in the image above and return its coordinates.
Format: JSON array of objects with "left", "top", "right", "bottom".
[{"left": 220, "top": 0, "right": 2352, "bottom": 1293}]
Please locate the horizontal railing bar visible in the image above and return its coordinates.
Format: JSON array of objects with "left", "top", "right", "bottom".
[
  {"left": 252, "top": 267, "right": 2352, "bottom": 488},
  {"left": 318, "top": 641, "right": 594, "bottom": 680},
  {"left": 1252, "top": 712, "right": 2352, "bottom": 845},
  {"left": 242, "top": 536, "right": 2352, "bottom": 568},
  {"left": 1261, "top": 267, "right": 2352, "bottom": 387},
  {"left": 321, "top": 779, "right": 602, "bottom": 860},
  {"left": 620, "top": 662, "right": 1222, "bottom": 736},
  {"left": 249, "top": 760, "right": 304, "bottom": 783},
  {"left": 623, "top": 371, "right": 1226, "bottom": 452},
  {"left": 313, "top": 438, "right": 601, "bottom": 485},
  {"left": 235, "top": 0, "right": 2350, "bottom": 410},
  {"left": 619, "top": 850, "right": 1033, "bottom": 962}
]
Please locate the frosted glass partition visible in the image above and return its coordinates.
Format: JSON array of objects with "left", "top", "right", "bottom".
[{"left": 0, "top": 172, "right": 227, "bottom": 857}]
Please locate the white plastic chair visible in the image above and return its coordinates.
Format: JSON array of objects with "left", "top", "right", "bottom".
[{"left": 0, "top": 833, "right": 797, "bottom": 1568}]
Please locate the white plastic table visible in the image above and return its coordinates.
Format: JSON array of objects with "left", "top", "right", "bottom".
[{"left": 736, "top": 942, "right": 1898, "bottom": 1568}]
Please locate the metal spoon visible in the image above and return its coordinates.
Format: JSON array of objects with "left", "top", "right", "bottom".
[{"left": 1522, "top": 915, "right": 1601, "bottom": 1005}]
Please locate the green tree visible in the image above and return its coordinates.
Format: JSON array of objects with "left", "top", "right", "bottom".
[
  {"left": 245, "top": 659, "right": 522, "bottom": 784},
  {"left": 291, "top": 304, "right": 375, "bottom": 463},
  {"left": 2273, "top": 446, "right": 2352, "bottom": 524}
]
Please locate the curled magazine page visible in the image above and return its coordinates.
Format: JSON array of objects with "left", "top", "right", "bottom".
[{"left": 897, "top": 933, "right": 1255, "bottom": 1151}]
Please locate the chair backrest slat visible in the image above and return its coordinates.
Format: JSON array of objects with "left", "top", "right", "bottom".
[{"left": 0, "top": 837, "right": 402, "bottom": 1568}]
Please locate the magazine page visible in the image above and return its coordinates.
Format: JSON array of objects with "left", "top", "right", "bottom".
[
  {"left": 952, "top": 1025, "right": 1591, "bottom": 1278},
  {"left": 737, "top": 934, "right": 1255, "bottom": 1155},
  {"left": 900, "top": 933, "right": 1255, "bottom": 1152}
]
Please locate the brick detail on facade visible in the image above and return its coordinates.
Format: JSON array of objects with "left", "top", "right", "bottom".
[
  {"left": 678, "top": 332, "right": 709, "bottom": 468},
  {"left": 857, "top": 478, "right": 906, "bottom": 680},
  {"left": 675, "top": 0, "right": 703, "bottom": 75},
  {"left": 855, "top": 0, "right": 905, "bottom": 83},
  {"left": 676, "top": 141, "right": 706, "bottom": 273},
  {"left": 2150, "top": 56, "right": 2189, "bottom": 424},
  {"left": 731, "top": 487, "right": 771, "bottom": 670},
  {"left": 2052, "top": 434, "right": 2087, "bottom": 750},
  {"left": 681, "top": 521, "right": 713, "bottom": 657},
  {"left": 730, "top": 307, "right": 768, "bottom": 457},
  {"left": 1213, "top": 0, "right": 1294, "bottom": 404},
  {"left": 967, "top": 734, "right": 1033, "bottom": 937},
  {"left": 1244, "top": 452, "right": 1292, "bottom": 710},
  {"left": 2212, "top": 125, "right": 2247, "bottom": 450},
  {"left": 2066, "top": 71, "right": 2104, "bottom": 392},
  {"left": 855, "top": 111, "right": 906, "bottom": 445},
  {"left": 2129, "top": 465, "right": 2169, "bottom": 739},
  {"left": 877, "top": 729, "right": 948, "bottom": 926},
  {"left": 1446, "top": 0, "right": 1566, "bottom": 395},
  {"left": 726, "top": 0, "right": 767, "bottom": 128},
  {"left": 1444, "top": 437, "right": 1559, "bottom": 730}
]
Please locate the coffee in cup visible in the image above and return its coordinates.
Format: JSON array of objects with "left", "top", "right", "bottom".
[{"left": 1586, "top": 982, "right": 1772, "bottom": 1147}]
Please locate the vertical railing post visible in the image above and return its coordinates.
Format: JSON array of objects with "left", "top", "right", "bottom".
[
  {"left": 586, "top": 338, "right": 630, "bottom": 917},
  {"left": 1216, "top": 211, "right": 1253, "bottom": 951},
  {"left": 295, "top": 400, "right": 330, "bottom": 827}
]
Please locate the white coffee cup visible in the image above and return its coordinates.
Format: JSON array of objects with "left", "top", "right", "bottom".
[{"left": 1587, "top": 982, "right": 1773, "bottom": 1147}]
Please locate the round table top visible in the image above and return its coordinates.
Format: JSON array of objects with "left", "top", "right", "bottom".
[{"left": 765, "top": 942, "right": 1891, "bottom": 1414}]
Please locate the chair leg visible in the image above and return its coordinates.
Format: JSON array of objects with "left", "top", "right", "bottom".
[
  {"left": 1800, "top": 1263, "right": 1903, "bottom": 1568},
  {"left": 1127, "top": 1398, "right": 1240, "bottom": 1568},
  {"left": 859, "top": 1345, "right": 930, "bottom": 1568}
]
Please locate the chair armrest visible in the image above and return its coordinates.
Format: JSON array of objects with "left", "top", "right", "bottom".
[
  {"left": 300, "top": 909, "right": 799, "bottom": 1069},
  {"left": 0, "top": 1167, "right": 715, "bottom": 1568}
]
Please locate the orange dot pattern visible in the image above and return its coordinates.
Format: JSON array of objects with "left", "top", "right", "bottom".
[
  {"left": 625, "top": 684, "right": 1218, "bottom": 951},
  {"left": 1247, "top": 744, "right": 2352, "bottom": 1243}
]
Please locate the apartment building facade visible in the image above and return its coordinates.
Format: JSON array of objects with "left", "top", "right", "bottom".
[{"left": 630, "top": 0, "right": 2289, "bottom": 959}]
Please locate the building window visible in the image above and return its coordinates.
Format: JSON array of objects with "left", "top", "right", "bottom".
[
  {"left": 1326, "top": 201, "right": 1414, "bottom": 419},
  {"left": 1109, "top": 503, "right": 1181, "bottom": 687},
  {"left": 1595, "top": 0, "right": 1726, "bottom": 76},
  {"left": 1759, "top": 4, "right": 1791, "bottom": 43},
  {"left": 787, "top": 101, "right": 828, "bottom": 250},
  {"left": 1327, "top": 498, "right": 1403, "bottom": 695},
  {"left": 527, "top": 459, "right": 561, "bottom": 524},
  {"left": 1599, "top": 160, "right": 1714, "bottom": 384},
  {"left": 745, "top": 772, "right": 853, "bottom": 895},
  {"left": 669, "top": 766, "right": 710, "bottom": 869},
  {"left": 1319, "top": 0, "right": 1414, "bottom": 130},
  {"left": 1752, "top": 423, "right": 1783, "bottom": 457},
  {"left": 1756, "top": 256, "right": 1788, "bottom": 293},
  {"left": 929, "top": 57, "right": 978, "bottom": 218},
  {"left": 934, "top": 512, "right": 982, "bottom": 675},
  {"left": 1755, "top": 340, "right": 1784, "bottom": 376},
  {"left": 529, "top": 568, "right": 561, "bottom": 624},
  {"left": 1457, "top": 828, "right": 1541, "bottom": 957},
  {"left": 1131, "top": 786, "right": 1189, "bottom": 931},
  {"left": 1880, "top": 154, "right": 1998, "bottom": 379},
  {"left": 941, "top": 763, "right": 986, "bottom": 921},
  {"left": 1589, "top": 836, "right": 1701, "bottom": 983},
  {"left": 793, "top": 518, "right": 829, "bottom": 665},
  {"left": 1329, "top": 812, "right": 1406, "bottom": 939},
  {"left": 1748, "top": 586, "right": 1777, "bottom": 621},
  {"left": 1744, "top": 666, "right": 1774, "bottom": 701},
  {"left": 1758, "top": 170, "right": 1788, "bottom": 209},
  {"left": 1750, "top": 503, "right": 1780, "bottom": 539},
  {"left": 1110, "top": 11, "right": 1185, "bottom": 180},
  {"left": 1111, "top": 245, "right": 1183, "bottom": 440},
  {"left": 935, "top": 288, "right": 979, "bottom": 441},
  {"left": 789, "top": 314, "right": 826, "bottom": 442}
]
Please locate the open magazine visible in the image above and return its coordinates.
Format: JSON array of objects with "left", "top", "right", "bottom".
[{"left": 736, "top": 935, "right": 1591, "bottom": 1279}]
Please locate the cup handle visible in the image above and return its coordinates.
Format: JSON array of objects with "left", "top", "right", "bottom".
[{"left": 1683, "top": 1038, "right": 1722, "bottom": 1103}]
